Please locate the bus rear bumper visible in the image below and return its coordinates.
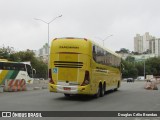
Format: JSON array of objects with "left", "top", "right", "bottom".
[{"left": 49, "top": 83, "right": 92, "bottom": 95}]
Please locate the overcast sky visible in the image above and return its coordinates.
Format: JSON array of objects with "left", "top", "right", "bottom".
[{"left": 0, "top": 0, "right": 160, "bottom": 52}]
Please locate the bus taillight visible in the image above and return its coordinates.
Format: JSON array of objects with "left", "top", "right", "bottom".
[
  {"left": 81, "top": 70, "right": 90, "bottom": 86},
  {"left": 49, "top": 69, "right": 54, "bottom": 84}
]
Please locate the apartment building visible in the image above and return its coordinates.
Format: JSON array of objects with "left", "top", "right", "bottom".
[
  {"left": 134, "top": 34, "right": 143, "bottom": 53},
  {"left": 134, "top": 32, "right": 160, "bottom": 56}
]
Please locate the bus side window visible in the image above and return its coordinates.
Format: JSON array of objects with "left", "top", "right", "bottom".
[
  {"left": 7, "top": 63, "right": 11, "bottom": 70},
  {"left": 0, "top": 62, "right": 3, "bottom": 69},
  {"left": 14, "top": 63, "right": 19, "bottom": 70},
  {"left": 10, "top": 63, "right": 15, "bottom": 70},
  {"left": 92, "top": 45, "right": 97, "bottom": 62},
  {"left": 19, "top": 64, "right": 25, "bottom": 71},
  {"left": 13, "top": 67, "right": 15, "bottom": 70},
  {"left": 3, "top": 63, "right": 8, "bottom": 70}
]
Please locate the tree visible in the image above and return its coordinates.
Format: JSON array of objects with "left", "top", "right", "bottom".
[
  {"left": 31, "top": 58, "right": 48, "bottom": 78},
  {"left": 122, "top": 60, "right": 138, "bottom": 78},
  {"left": 116, "top": 48, "right": 130, "bottom": 54},
  {"left": 1, "top": 49, "right": 48, "bottom": 79},
  {"left": 133, "top": 57, "right": 160, "bottom": 76},
  {"left": 0, "top": 48, "right": 10, "bottom": 59},
  {"left": 131, "top": 51, "right": 140, "bottom": 55},
  {"left": 135, "top": 62, "right": 144, "bottom": 76},
  {"left": 126, "top": 56, "right": 135, "bottom": 62},
  {"left": 146, "top": 57, "right": 160, "bottom": 76},
  {"left": 9, "top": 51, "right": 35, "bottom": 62},
  {"left": 0, "top": 46, "right": 15, "bottom": 59},
  {"left": 128, "top": 68, "right": 138, "bottom": 79}
]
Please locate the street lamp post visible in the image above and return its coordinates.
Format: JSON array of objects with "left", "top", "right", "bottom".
[
  {"left": 95, "top": 35, "right": 113, "bottom": 46},
  {"left": 144, "top": 60, "right": 146, "bottom": 79},
  {"left": 103, "top": 35, "right": 113, "bottom": 46},
  {"left": 34, "top": 15, "right": 62, "bottom": 79}
]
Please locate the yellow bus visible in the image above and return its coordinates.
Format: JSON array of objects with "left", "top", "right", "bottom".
[{"left": 49, "top": 37, "right": 122, "bottom": 97}]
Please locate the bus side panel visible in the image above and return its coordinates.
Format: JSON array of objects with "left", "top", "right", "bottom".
[
  {"left": 90, "top": 61, "right": 98, "bottom": 94},
  {"left": 105, "top": 68, "right": 121, "bottom": 90},
  {"left": 15, "top": 71, "right": 31, "bottom": 83},
  {"left": 78, "top": 54, "right": 91, "bottom": 94},
  {"left": 90, "top": 62, "right": 121, "bottom": 93},
  {"left": 0, "top": 70, "right": 19, "bottom": 85},
  {"left": 10, "top": 70, "right": 19, "bottom": 79},
  {"left": 0, "top": 70, "right": 15, "bottom": 85},
  {"left": 90, "top": 61, "right": 108, "bottom": 95},
  {"left": 0, "top": 70, "right": 8, "bottom": 85}
]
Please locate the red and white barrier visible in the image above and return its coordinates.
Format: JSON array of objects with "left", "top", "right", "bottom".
[
  {"left": 4, "top": 79, "right": 27, "bottom": 92},
  {"left": 144, "top": 81, "right": 158, "bottom": 90}
]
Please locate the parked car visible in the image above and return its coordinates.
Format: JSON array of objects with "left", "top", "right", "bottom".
[{"left": 127, "top": 78, "right": 134, "bottom": 82}]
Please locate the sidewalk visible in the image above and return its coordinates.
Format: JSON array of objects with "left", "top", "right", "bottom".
[{"left": 26, "top": 80, "right": 48, "bottom": 91}]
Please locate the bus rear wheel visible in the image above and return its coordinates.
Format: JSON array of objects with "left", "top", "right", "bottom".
[
  {"left": 94, "top": 86, "right": 101, "bottom": 98},
  {"left": 114, "top": 82, "right": 120, "bottom": 91},
  {"left": 100, "top": 83, "right": 106, "bottom": 97}
]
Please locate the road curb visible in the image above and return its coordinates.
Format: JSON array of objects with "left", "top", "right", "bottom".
[{"left": 33, "top": 87, "right": 41, "bottom": 90}]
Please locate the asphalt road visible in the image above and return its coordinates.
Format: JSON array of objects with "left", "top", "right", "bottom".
[{"left": 0, "top": 81, "right": 160, "bottom": 120}]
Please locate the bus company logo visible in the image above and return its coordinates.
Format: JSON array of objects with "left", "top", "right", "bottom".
[{"left": 59, "top": 46, "right": 79, "bottom": 49}]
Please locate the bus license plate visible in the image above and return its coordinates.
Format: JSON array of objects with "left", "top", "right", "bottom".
[{"left": 64, "top": 87, "right": 71, "bottom": 90}]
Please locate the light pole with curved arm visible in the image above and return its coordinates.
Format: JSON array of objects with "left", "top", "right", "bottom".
[
  {"left": 95, "top": 35, "right": 113, "bottom": 46},
  {"left": 34, "top": 15, "right": 62, "bottom": 79},
  {"left": 34, "top": 15, "right": 62, "bottom": 51}
]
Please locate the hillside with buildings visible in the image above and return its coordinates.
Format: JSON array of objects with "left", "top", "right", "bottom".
[{"left": 117, "top": 32, "right": 160, "bottom": 61}]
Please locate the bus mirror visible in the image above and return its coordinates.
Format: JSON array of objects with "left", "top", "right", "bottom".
[{"left": 33, "top": 69, "right": 36, "bottom": 74}]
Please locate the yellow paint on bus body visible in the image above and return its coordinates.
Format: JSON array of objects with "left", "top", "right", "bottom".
[{"left": 49, "top": 38, "right": 121, "bottom": 96}]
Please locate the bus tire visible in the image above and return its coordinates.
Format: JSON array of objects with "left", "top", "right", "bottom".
[
  {"left": 100, "top": 83, "right": 106, "bottom": 97},
  {"left": 94, "top": 86, "right": 101, "bottom": 98},
  {"left": 114, "top": 81, "right": 120, "bottom": 91},
  {"left": 64, "top": 93, "right": 71, "bottom": 97}
]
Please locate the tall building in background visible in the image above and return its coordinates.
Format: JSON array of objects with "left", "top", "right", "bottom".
[
  {"left": 134, "top": 32, "right": 159, "bottom": 55},
  {"left": 149, "top": 38, "right": 160, "bottom": 56},
  {"left": 143, "top": 32, "right": 153, "bottom": 52},
  {"left": 134, "top": 34, "right": 143, "bottom": 53},
  {"left": 35, "top": 43, "right": 49, "bottom": 63}
]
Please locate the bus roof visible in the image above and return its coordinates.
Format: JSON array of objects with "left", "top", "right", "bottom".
[
  {"left": 88, "top": 39, "right": 121, "bottom": 58},
  {"left": 53, "top": 37, "right": 121, "bottom": 59},
  {"left": 0, "top": 59, "right": 8, "bottom": 62},
  {"left": 0, "top": 59, "right": 31, "bottom": 65},
  {"left": 54, "top": 37, "right": 88, "bottom": 41}
]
